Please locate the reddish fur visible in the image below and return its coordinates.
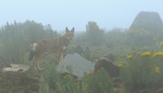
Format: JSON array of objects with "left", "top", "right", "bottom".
[{"left": 29, "top": 27, "right": 74, "bottom": 71}]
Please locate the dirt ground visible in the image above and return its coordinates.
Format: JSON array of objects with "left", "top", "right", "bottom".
[
  {"left": 1, "top": 62, "right": 163, "bottom": 93},
  {"left": 0, "top": 62, "right": 41, "bottom": 93}
]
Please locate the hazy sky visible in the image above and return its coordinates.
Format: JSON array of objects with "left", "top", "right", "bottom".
[{"left": 0, "top": 0, "right": 163, "bottom": 31}]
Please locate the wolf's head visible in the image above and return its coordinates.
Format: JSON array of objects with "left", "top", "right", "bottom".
[{"left": 65, "top": 27, "right": 74, "bottom": 40}]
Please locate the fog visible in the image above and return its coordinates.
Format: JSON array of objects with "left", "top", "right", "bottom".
[{"left": 0, "top": 0, "right": 163, "bottom": 31}]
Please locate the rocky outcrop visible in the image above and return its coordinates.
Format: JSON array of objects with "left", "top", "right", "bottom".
[
  {"left": 56, "top": 53, "right": 95, "bottom": 78},
  {"left": 94, "top": 54, "right": 120, "bottom": 79},
  {"left": 129, "top": 11, "right": 163, "bottom": 32},
  {"left": 0, "top": 62, "right": 40, "bottom": 93}
]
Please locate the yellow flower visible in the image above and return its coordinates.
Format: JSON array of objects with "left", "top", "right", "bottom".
[
  {"left": 144, "top": 66, "right": 147, "bottom": 69},
  {"left": 125, "top": 32, "right": 128, "bottom": 35},
  {"left": 137, "top": 52, "right": 141, "bottom": 55},
  {"left": 126, "top": 65, "right": 129, "bottom": 68},
  {"left": 82, "top": 87, "right": 86, "bottom": 91},
  {"left": 85, "top": 78, "right": 88, "bottom": 81},
  {"left": 143, "top": 30, "right": 147, "bottom": 33},
  {"left": 141, "top": 28, "right": 144, "bottom": 30},
  {"left": 125, "top": 30, "right": 133, "bottom": 35},
  {"left": 160, "top": 41, "right": 163, "bottom": 46},
  {"left": 85, "top": 84, "right": 89, "bottom": 87},
  {"left": 100, "top": 67, "right": 104, "bottom": 70},
  {"left": 63, "top": 74, "right": 70, "bottom": 79},
  {"left": 87, "top": 71, "right": 93, "bottom": 75},
  {"left": 155, "top": 67, "right": 160, "bottom": 74},
  {"left": 117, "top": 63, "right": 123, "bottom": 68},
  {"left": 99, "top": 82, "right": 102, "bottom": 86},
  {"left": 127, "top": 55, "right": 133, "bottom": 59},
  {"left": 136, "top": 30, "right": 139, "bottom": 32},
  {"left": 117, "top": 61, "right": 123, "bottom": 68},
  {"left": 97, "top": 69, "right": 101, "bottom": 73},
  {"left": 153, "top": 36, "right": 158, "bottom": 40},
  {"left": 153, "top": 52, "right": 163, "bottom": 57},
  {"left": 141, "top": 51, "right": 151, "bottom": 56}
]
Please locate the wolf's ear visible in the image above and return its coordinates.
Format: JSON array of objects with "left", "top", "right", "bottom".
[
  {"left": 66, "top": 27, "right": 69, "bottom": 32},
  {"left": 71, "top": 27, "right": 74, "bottom": 32}
]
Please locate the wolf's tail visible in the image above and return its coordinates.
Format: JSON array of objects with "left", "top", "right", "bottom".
[
  {"left": 29, "top": 43, "right": 37, "bottom": 60},
  {"left": 29, "top": 50, "right": 35, "bottom": 60}
]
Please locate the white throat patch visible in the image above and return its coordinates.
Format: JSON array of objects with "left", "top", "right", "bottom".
[{"left": 66, "top": 37, "right": 71, "bottom": 40}]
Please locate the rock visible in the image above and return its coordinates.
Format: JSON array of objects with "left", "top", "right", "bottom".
[
  {"left": 94, "top": 54, "right": 120, "bottom": 80},
  {"left": 2, "top": 64, "right": 31, "bottom": 72},
  {"left": 129, "top": 11, "right": 163, "bottom": 32},
  {"left": 74, "top": 45, "right": 84, "bottom": 55},
  {"left": 94, "top": 59, "right": 120, "bottom": 78},
  {"left": 30, "top": 83, "right": 40, "bottom": 91},
  {"left": 2, "top": 67, "right": 22, "bottom": 72},
  {"left": 94, "top": 54, "right": 115, "bottom": 63},
  {"left": 57, "top": 53, "right": 95, "bottom": 78},
  {"left": 105, "top": 53, "right": 115, "bottom": 62},
  {"left": 0, "top": 72, "right": 41, "bottom": 93}
]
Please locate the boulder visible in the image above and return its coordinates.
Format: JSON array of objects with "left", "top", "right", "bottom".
[
  {"left": 129, "top": 11, "right": 163, "bottom": 32},
  {"left": 94, "top": 54, "right": 120, "bottom": 80},
  {"left": 2, "top": 64, "right": 31, "bottom": 72},
  {"left": 56, "top": 53, "right": 95, "bottom": 78},
  {"left": 74, "top": 45, "right": 84, "bottom": 55}
]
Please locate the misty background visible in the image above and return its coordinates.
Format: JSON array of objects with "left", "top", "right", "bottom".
[
  {"left": 0, "top": 0, "right": 163, "bottom": 32},
  {"left": 0, "top": 1, "right": 163, "bottom": 93}
]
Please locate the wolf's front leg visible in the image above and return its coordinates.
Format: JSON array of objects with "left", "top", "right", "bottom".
[
  {"left": 57, "top": 49, "right": 63, "bottom": 64},
  {"left": 34, "top": 52, "right": 44, "bottom": 71},
  {"left": 33, "top": 60, "right": 37, "bottom": 71}
]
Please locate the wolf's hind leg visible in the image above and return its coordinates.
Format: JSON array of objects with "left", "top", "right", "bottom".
[
  {"left": 36, "top": 53, "right": 44, "bottom": 71},
  {"left": 57, "top": 49, "right": 63, "bottom": 64},
  {"left": 33, "top": 58, "right": 38, "bottom": 71}
]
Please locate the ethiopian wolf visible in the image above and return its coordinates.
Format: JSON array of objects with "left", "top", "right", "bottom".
[{"left": 29, "top": 27, "right": 74, "bottom": 71}]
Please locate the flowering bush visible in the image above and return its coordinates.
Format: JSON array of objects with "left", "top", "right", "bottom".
[
  {"left": 44, "top": 64, "right": 113, "bottom": 93},
  {"left": 86, "top": 21, "right": 104, "bottom": 45},
  {"left": 120, "top": 51, "right": 163, "bottom": 91},
  {"left": 124, "top": 28, "right": 155, "bottom": 47},
  {"left": 82, "top": 68, "right": 113, "bottom": 93}
]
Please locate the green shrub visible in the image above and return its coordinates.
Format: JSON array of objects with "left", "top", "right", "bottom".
[
  {"left": 43, "top": 64, "right": 59, "bottom": 89},
  {"left": 124, "top": 29, "right": 155, "bottom": 47},
  {"left": 44, "top": 63, "right": 113, "bottom": 93},
  {"left": 0, "top": 36, "right": 26, "bottom": 63},
  {"left": 0, "top": 20, "right": 60, "bottom": 63},
  {"left": 82, "top": 46, "right": 94, "bottom": 62},
  {"left": 120, "top": 51, "right": 163, "bottom": 91},
  {"left": 82, "top": 69, "right": 113, "bottom": 93},
  {"left": 129, "top": 12, "right": 163, "bottom": 32},
  {"left": 105, "top": 28, "right": 126, "bottom": 48},
  {"left": 86, "top": 21, "right": 104, "bottom": 45}
]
